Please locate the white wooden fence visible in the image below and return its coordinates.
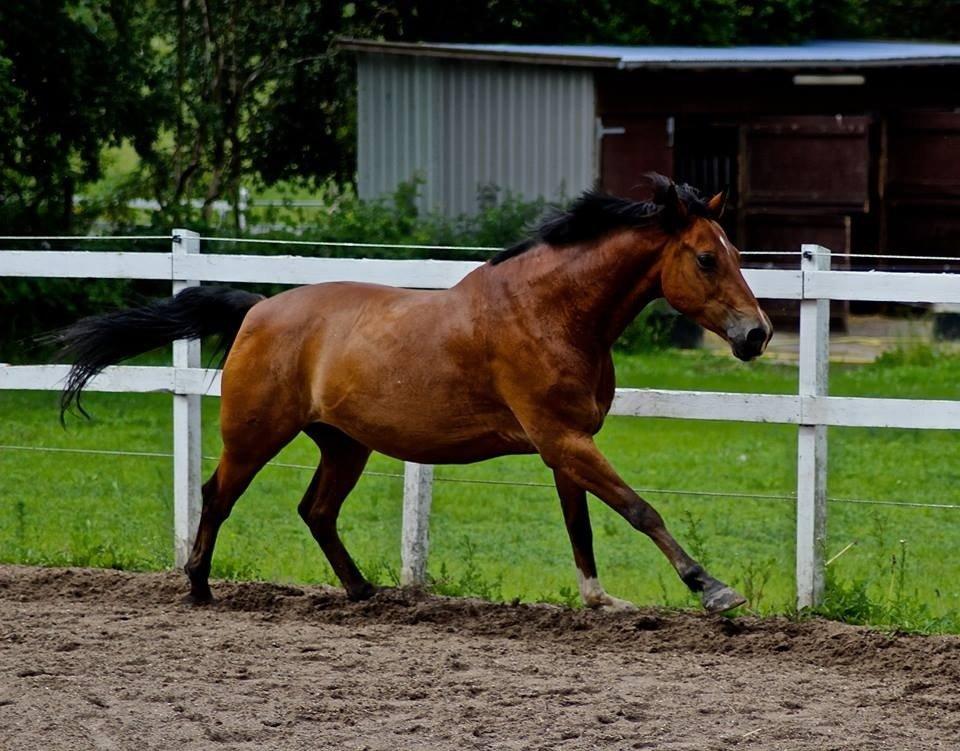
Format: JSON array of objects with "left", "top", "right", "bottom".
[{"left": 3, "top": 232, "right": 960, "bottom": 609}]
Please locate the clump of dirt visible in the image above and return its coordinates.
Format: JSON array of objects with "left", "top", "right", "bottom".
[{"left": 1, "top": 564, "right": 958, "bottom": 750}]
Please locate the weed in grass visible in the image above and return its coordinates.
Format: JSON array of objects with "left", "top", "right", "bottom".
[
  {"left": 363, "top": 558, "right": 401, "bottom": 588},
  {"left": 536, "top": 584, "right": 580, "bottom": 609},
  {"left": 868, "top": 513, "right": 890, "bottom": 568},
  {"left": 887, "top": 539, "right": 908, "bottom": 607},
  {"left": 64, "top": 541, "right": 163, "bottom": 572},
  {"left": 211, "top": 557, "right": 262, "bottom": 582},
  {"left": 678, "top": 510, "right": 711, "bottom": 569},
  {"left": 430, "top": 536, "right": 504, "bottom": 601},
  {"left": 736, "top": 557, "right": 775, "bottom": 612},
  {"left": 818, "top": 539, "right": 958, "bottom": 634}
]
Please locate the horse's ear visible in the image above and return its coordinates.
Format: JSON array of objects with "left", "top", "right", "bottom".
[
  {"left": 706, "top": 188, "right": 728, "bottom": 219},
  {"left": 662, "top": 182, "right": 689, "bottom": 231}
]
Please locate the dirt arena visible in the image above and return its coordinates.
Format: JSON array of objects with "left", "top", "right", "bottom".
[{"left": 1, "top": 565, "right": 958, "bottom": 750}]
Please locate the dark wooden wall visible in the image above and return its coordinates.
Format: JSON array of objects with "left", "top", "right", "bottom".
[{"left": 596, "top": 67, "right": 960, "bottom": 271}]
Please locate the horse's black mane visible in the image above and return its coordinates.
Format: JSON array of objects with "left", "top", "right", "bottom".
[{"left": 490, "top": 174, "right": 713, "bottom": 266}]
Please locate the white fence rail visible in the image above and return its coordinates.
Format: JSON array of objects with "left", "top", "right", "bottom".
[{"left": 2, "top": 234, "right": 959, "bottom": 608}]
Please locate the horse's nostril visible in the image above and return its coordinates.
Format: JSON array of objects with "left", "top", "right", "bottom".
[{"left": 746, "top": 327, "right": 767, "bottom": 347}]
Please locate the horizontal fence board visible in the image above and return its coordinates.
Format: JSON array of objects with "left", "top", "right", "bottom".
[
  {"left": 174, "top": 254, "right": 483, "bottom": 289},
  {"left": 0, "top": 251, "right": 171, "bottom": 280},
  {"left": 0, "top": 364, "right": 174, "bottom": 393},
  {"left": 806, "top": 395, "right": 960, "bottom": 430},
  {"left": 611, "top": 388, "right": 801, "bottom": 423},
  {"left": 805, "top": 270, "right": 960, "bottom": 303},
  {"left": 743, "top": 269, "right": 803, "bottom": 300},
  {"left": 176, "top": 368, "right": 222, "bottom": 396}
]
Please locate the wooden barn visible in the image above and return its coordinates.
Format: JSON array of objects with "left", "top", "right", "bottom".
[{"left": 341, "top": 39, "right": 960, "bottom": 266}]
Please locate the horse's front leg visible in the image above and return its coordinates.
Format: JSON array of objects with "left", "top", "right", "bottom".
[
  {"left": 542, "top": 431, "right": 745, "bottom": 614},
  {"left": 554, "top": 470, "right": 635, "bottom": 611}
]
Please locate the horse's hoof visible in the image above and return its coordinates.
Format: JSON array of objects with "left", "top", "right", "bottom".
[
  {"left": 599, "top": 595, "right": 637, "bottom": 612},
  {"left": 701, "top": 584, "right": 747, "bottom": 614},
  {"left": 181, "top": 588, "right": 214, "bottom": 606},
  {"left": 346, "top": 582, "right": 378, "bottom": 601}
]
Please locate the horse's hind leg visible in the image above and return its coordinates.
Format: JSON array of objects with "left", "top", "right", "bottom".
[
  {"left": 554, "top": 470, "right": 635, "bottom": 611},
  {"left": 184, "top": 409, "right": 300, "bottom": 602},
  {"left": 299, "top": 424, "right": 375, "bottom": 601},
  {"left": 182, "top": 451, "right": 269, "bottom": 603}
]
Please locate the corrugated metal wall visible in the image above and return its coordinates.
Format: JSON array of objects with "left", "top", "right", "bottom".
[{"left": 357, "top": 53, "right": 596, "bottom": 215}]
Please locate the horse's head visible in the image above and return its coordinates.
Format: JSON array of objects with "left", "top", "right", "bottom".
[{"left": 655, "top": 180, "right": 772, "bottom": 361}]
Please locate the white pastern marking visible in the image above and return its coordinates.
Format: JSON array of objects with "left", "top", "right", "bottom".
[
  {"left": 577, "top": 570, "right": 606, "bottom": 604},
  {"left": 576, "top": 570, "right": 637, "bottom": 610}
]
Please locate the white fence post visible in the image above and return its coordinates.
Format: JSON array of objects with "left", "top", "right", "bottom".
[
  {"left": 796, "top": 244, "right": 830, "bottom": 609},
  {"left": 172, "top": 229, "right": 202, "bottom": 569},
  {"left": 401, "top": 462, "right": 434, "bottom": 586}
]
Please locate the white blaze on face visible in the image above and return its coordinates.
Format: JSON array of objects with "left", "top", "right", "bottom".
[
  {"left": 710, "top": 222, "right": 771, "bottom": 345},
  {"left": 717, "top": 228, "right": 736, "bottom": 256}
]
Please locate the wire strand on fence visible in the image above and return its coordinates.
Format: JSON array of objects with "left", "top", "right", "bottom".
[
  {"left": 200, "top": 236, "right": 815, "bottom": 259},
  {"left": 818, "top": 251, "right": 960, "bottom": 263},
  {"left": 1, "top": 442, "right": 957, "bottom": 511},
  {"left": 0, "top": 444, "right": 173, "bottom": 459},
  {"left": 198, "top": 236, "right": 502, "bottom": 253}
]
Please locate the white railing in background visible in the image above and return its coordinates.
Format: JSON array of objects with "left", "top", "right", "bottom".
[{"left": 3, "top": 234, "right": 960, "bottom": 609}]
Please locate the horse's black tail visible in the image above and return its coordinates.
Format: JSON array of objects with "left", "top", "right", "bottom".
[{"left": 45, "top": 285, "right": 264, "bottom": 421}]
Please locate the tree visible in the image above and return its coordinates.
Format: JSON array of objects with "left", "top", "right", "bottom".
[
  {"left": 0, "top": 0, "right": 161, "bottom": 232},
  {"left": 132, "top": 0, "right": 394, "bottom": 228}
]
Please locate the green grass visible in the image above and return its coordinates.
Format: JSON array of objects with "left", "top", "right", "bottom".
[{"left": 2, "top": 345, "right": 959, "bottom": 632}]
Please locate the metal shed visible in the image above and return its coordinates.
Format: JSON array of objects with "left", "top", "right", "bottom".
[
  {"left": 351, "top": 50, "right": 595, "bottom": 216},
  {"left": 341, "top": 39, "right": 960, "bottom": 267}
]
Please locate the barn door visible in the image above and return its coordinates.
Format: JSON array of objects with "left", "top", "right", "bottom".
[
  {"left": 885, "top": 110, "right": 960, "bottom": 264},
  {"left": 598, "top": 115, "right": 673, "bottom": 199},
  {"left": 741, "top": 115, "right": 871, "bottom": 212},
  {"left": 740, "top": 114, "right": 871, "bottom": 255},
  {"left": 740, "top": 115, "right": 869, "bottom": 327}
]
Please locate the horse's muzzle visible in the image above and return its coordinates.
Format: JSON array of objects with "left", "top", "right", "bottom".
[{"left": 729, "top": 317, "right": 773, "bottom": 362}]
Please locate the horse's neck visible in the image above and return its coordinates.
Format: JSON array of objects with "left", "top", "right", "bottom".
[{"left": 500, "top": 230, "right": 665, "bottom": 348}]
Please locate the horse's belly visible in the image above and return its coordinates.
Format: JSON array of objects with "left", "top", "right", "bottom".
[{"left": 322, "top": 393, "right": 534, "bottom": 464}]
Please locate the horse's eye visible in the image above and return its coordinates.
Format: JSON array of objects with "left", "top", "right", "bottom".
[{"left": 697, "top": 253, "right": 717, "bottom": 271}]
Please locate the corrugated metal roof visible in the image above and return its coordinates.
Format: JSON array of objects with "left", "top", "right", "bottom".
[{"left": 339, "top": 39, "right": 960, "bottom": 69}]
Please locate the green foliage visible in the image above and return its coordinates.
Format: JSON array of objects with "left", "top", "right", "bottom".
[
  {"left": 615, "top": 301, "right": 680, "bottom": 354},
  {"left": 0, "top": 0, "right": 162, "bottom": 232},
  {"left": 873, "top": 341, "right": 938, "bottom": 368},
  {"left": 128, "top": 0, "right": 393, "bottom": 227}
]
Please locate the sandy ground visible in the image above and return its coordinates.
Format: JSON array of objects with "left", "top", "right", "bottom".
[{"left": 1, "top": 566, "right": 958, "bottom": 751}]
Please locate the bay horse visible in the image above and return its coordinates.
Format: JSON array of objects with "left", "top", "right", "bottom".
[{"left": 54, "top": 175, "right": 772, "bottom": 613}]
